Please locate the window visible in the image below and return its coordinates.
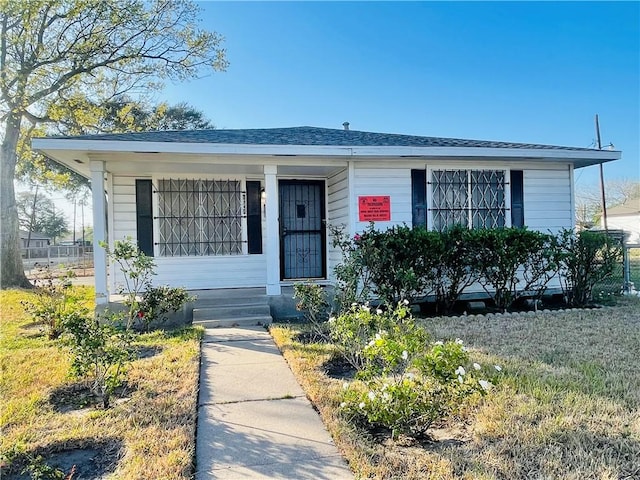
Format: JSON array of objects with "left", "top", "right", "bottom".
[
  {"left": 156, "top": 179, "right": 244, "bottom": 256},
  {"left": 245, "top": 181, "right": 263, "bottom": 254},
  {"left": 135, "top": 180, "right": 154, "bottom": 256},
  {"left": 411, "top": 169, "right": 427, "bottom": 227},
  {"left": 510, "top": 170, "right": 524, "bottom": 228},
  {"left": 430, "top": 169, "right": 506, "bottom": 231}
]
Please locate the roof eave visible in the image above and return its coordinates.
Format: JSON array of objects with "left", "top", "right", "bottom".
[{"left": 31, "top": 138, "right": 621, "bottom": 174}]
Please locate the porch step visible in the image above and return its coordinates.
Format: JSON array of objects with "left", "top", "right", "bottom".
[{"left": 192, "top": 301, "right": 272, "bottom": 328}]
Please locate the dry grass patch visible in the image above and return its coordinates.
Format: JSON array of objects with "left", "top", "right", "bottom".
[
  {"left": 271, "top": 298, "right": 640, "bottom": 479},
  {"left": 0, "top": 288, "right": 202, "bottom": 479}
]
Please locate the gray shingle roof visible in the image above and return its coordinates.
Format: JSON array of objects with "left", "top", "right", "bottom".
[
  {"left": 19, "top": 230, "right": 50, "bottom": 240},
  {"left": 48, "top": 126, "right": 598, "bottom": 151},
  {"left": 606, "top": 197, "right": 640, "bottom": 216}
]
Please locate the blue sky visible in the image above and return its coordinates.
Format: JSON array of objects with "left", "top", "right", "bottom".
[{"left": 161, "top": 1, "right": 640, "bottom": 190}]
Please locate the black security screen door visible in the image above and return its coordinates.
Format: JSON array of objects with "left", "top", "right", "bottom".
[{"left": 279, "top": 180, "right": 326, "bottom": 279}]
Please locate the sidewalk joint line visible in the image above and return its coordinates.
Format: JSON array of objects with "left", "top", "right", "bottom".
[
  {"left": 206, "top": 454, "right": 347, "bottom": 472},
  {"left": 199, "top": 395, "right": 305, "bottom": 407},
  {"left": 202, "top": 337, "right": 270, "bottom": 344}
]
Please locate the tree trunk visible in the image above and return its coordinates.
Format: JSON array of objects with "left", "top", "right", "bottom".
[{"left": 1, "top": 113, "right": 32, "bottom": 288}]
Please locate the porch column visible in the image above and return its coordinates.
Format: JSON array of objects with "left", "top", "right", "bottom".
[
  {"left": 264, "top": 165, "right": 281, "bottom": 296},
  {"left": 90, "top": 160, "right": 108, "bottom": 304}
]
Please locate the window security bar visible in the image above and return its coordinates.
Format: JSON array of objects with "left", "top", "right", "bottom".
[{"left": 155, "top": 179, "right": 245, "bottom": 256}]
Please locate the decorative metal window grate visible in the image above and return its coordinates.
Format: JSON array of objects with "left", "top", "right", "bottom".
[
  {"left": 430, "top": 170, "right": 506, "bottom": 231},
  {"left": 155, "top": 179, "right": 245, "bottom": 256}
]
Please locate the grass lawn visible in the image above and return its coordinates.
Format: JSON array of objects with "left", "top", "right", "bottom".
[
  {"left": 0, "top": 288, "right": 203, "bottom": 479},
  {"left": 271, "top": 298, "right": 640, "bottom": 480}
]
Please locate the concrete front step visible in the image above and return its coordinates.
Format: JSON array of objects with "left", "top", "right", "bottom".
[
  {"left": 193, "top": 304, "right": 271, "bottom": 321},
  {"left": 193, "top": 315, "right": 273, "bottom": 328},
  {"left": 194, "top": 297, "right": 269, "bottom": 309},
  {"left": 191, "top": 289, "right": 273, "bottom": 327}
]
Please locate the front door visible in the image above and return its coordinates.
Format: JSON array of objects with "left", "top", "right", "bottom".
[{"left": 279, "top": 180, "right": 326, "bottom": 279}]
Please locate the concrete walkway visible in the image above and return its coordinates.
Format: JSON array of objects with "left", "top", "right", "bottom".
[{"left": 195, "top": 326, "right": 353, "bottom": 479}]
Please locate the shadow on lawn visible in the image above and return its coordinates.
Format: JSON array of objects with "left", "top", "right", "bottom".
[
  {"left": 1, "top": 437, "right": 123, "bottom": 480},
  {"left": 48, "top": 381, "right": 135, "bottom": 413}
]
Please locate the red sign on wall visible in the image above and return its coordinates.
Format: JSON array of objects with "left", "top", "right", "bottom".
[{"left": 358, "top": 196, "right": 391, "bottom": 221}]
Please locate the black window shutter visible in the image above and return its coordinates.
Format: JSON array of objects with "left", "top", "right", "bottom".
[
  {"left": 135, "top": 180, "right": 154, "bottom": 256},
  {"left": 411, "top": 169, "right": 427, "bottom": 228},
  {"left": 510, "top": 170, "right": 525, "bottom": 228},
  {"left": 246, "top": 181, "right": 263, "bottom": 254}
]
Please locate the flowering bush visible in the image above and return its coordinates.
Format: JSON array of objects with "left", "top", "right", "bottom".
[
  {"left": 328, "top": 303, "right": 394, "bottom": 371},
  {"left": 416, "top": 338, "right": 469, "bottom": 383},
  {"left": 358, "top": 307, "right": 430, "bottom": 380},
  {"left": 339, "top": 304, "right": 502, "bottom": 438},
  {"left": 341, "top": 376, "right": 466, "bottom": 438}
]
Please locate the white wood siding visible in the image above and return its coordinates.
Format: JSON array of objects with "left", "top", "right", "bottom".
[
  {"left": 326, "top": 168, "right": 349, "bottom": 280},
  {"left": 111, "top": 176, "right": 138, "bottom": 242},
  {"left": 109, "top": 173, "right": 267, "bottom": 290},
  {"left": 524, "top": 167, "right": 573, "bottom": 233},
  {"left": 109, "top": 162, "right": 574, "bottom": 294},
  {"left": 153, "top": 255, "right": 266, "bottom": 289},
  {"left": 353, "top": 165, "right": 412, "bottom": 232}
]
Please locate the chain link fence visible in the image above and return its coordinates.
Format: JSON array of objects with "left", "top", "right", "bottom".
[
  {"left": 623, "top": 244, "right": 640, "bottom": 292},
  {"left": 22, "top": 245, "right": 94, "bottom": 277},
  {"left": 591, "top": 229, "right": 639, "bottom": 298}
]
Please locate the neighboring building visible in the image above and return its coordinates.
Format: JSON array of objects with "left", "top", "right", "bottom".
[
  {"left": 601, "top": 197, "right": 640, "bottom": 244},
  {"left": 19, "top": 230, "right": 50, "bottom": 248},
  {"left": 32, "top": 126, "right": 621, "bottom": 303}
]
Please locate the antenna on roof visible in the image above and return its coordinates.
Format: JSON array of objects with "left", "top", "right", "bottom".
[{"left": 342, "top": 122, "right": 350, "bottom": 131}]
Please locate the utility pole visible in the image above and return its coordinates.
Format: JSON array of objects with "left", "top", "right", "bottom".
[
  {"left": 72, "top": 195, "right": 77, "bottom": 244},
  {"left": 595, "top": 114, "right": 608, "bottom": 231},
  {"left": 26, "top": 184, "right": 39, "bottom": 248}
]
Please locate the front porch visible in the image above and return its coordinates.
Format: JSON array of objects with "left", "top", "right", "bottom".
[
  {"left": 87, "top": 158, "right": 351, "bottom": 305},
  {"left": 103, "top": 286, "right": 317, "bottom": 328}
]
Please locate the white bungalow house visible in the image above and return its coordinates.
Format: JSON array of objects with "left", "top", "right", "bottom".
[
  {"left": 19, "top": 230, "right": 51, "bottom": 249},
  {"left": 601, "top": 197, "right": 640, "bottom": 244},
  {"left": 32, "top": 126, "right": 621, "bottom": 305}
]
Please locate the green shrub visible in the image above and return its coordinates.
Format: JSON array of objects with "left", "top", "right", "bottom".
[
  {"left": 329, "top": 224, "right": 608, "bottom": 314},
  {"left": 103, "top": 237, "right": 194, "bottom": 330},
  {"left": 62, "top": 310, "right": 134, "bottom": 408},
  {"left": 137, "top": 285, "right": 194, "bottom": 331},
  {"left": 520, "top": 232, "right": 563, "bottom": 302},
  {"left": 21, "top": 265, "right": 84, "bottom": 339},
  {"left": 339, "top": 305, "right": 501, "bottom": 438},
  {"left": 328, "top": 224, "right": 373, "bottom": 313},
  {"left": 293, "top": 283, "right": 330, "bottom": 339},
  {"left": 357, "top": 224, "right": 441, "bottom": 306},
  {"left": 416, "top": 339, "right": 470, "bottom": 383},
  {"left": 328, "top": 304, "right": 396, "bottom": 371},
  {"left": 341, "top": 375, "right": 467, "bottom": 439},
  {"left": 358, "top": 309, "right": 431, "bottom": 380},
  {"left": 102, "top": 238, "right": 156, "bottom": 329},
  {"left": 475, "top": 227, "right": 556, "bottom": 311},
  {"left": 431, "top": 225, "right": 482, "bottom": 314},
  {"left": 557, "top": 229, "right": 622, "bottom": 306}
]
